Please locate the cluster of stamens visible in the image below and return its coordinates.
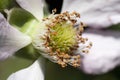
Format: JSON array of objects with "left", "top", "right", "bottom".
[{"left": 41, "top": 9, "right": 92, "bottom": 67}]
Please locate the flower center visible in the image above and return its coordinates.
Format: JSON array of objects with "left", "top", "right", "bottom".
[{"left": 33, "top": 10, "right": 92, "bottom": 67}]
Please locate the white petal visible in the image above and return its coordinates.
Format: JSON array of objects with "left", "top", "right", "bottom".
[
  {"left": 7, "top": 57, "right": 44, "bottom": 80},
  {"left": 0, "top": 13, "right": 31, "bottom": 60},
  {"left": 16, "top": 0, "right": 44, "bottom": 21},
  {"left": 77, "top": 29, "right": 120, "bottom": 74},
  {"left": 62, "top": 0, "right": 120, "bottom": 28}
]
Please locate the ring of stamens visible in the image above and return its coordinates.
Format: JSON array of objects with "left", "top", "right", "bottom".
[{"left": 42, "top": 10, "right": 92, "bottom": 67}]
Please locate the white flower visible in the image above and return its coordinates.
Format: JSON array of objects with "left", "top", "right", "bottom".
[
  {"left": 62, "top": 0, "right": 120, "bottom": 74},
  {"left": 15, "top": 0, "right": 92, "bottom": 68},
  {"left": 4, "top": 0, "right": 90, "bottom": 79},
  {"left": 4, "top": 0, "right": 120, "bottom": 80}
]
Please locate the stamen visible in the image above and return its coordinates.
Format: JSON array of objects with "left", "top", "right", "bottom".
[
  {"left": 35, "top": 11, "right": 92, "bottom": 67},
  {"left": 52, "top": 8, "right": 57, "bottom": 14}
]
